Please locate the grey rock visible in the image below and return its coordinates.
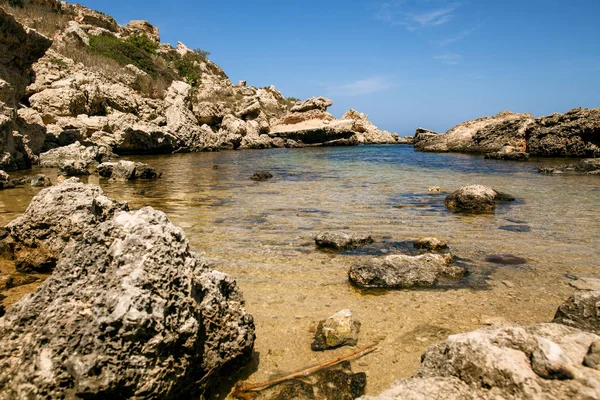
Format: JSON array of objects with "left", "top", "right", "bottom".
[
  {"left": 315, "top": 231, "right": 374, "bottom": 251},
  {"left": 29, "top": 174, "right": 52, "bottom": 187},
  {"left": 444, "top": 185, "right": 515, "bottom": 213},
  {"left": 39, "top": 142, "right": 113, "bottom": 168},
  {"left": 348, "top": 253, "right": 463, "bottom": 289},
  {"left": 2, "top": 177, "right": 128, "bottom": 272},
  {"left": 58, "top": 160, "right": 91, "bottom": 176},
  {"left": 414, "top": 237, "right": 448, "bottom": 251},
  {"left": 96, "top": 160, "right": 162, "bottom": 181},
  {"left": 584, "top": 340, "right": 600, "bottom": 370},
  {"left": 553, "top": 291, "right": 600, "bottom": 334},
  {"left": 0, "top": 207, "right": 255, "bottom": 399},
  {"left": 250, "top": 171, "right": 273, "bottom": 181},
  {"left": 538, "top": 158, "right": 600, "bottom": 175},
  {"left": 312, "top": 309, "right": 361, "bottom": 351}
]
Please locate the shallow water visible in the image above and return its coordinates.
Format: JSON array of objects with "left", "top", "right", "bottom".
[{"left": 2, "top": 145, "right": 600, "bottom": 395}]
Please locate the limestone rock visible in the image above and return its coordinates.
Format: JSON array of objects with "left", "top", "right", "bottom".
[
  {"left": 96, "top": 160, "right": 162, "bottom": 181},
  {"left": 2, "top": 178, "right": 128, "bottom": 272},
  {"left": 312, "top": 309, "right": 361, "bottom": 351},
  {"left": 444, "top": 185, "right": 515, "bottom": 213},
  {"left": 484, "top": 145, "right": 530, "bottom": 161},
  {"left": 584, "top": 340, "right": 600, "bottom": 369},
  {"left": 553, "top": 291, "right": 600, "bottom": 334},
  {"left": 315, "top": 231, "right": 374, "bottom": 251},
  {"left": 125, "top": 20, "right": 160, "bottom": 43},
  {"left": 414, "top": 237, "right": 448, "bottom": 251},
  {"left": 341, "top": 109, "right": 400, "bottom": 145},
  {"left": 538, "top": 158, "right": 600, "bottom": 175},
  {"left": 60, "top": 21, "right": 90, "bottom": 47},
  {"left": 0, "top": 207, "right": 255, "bottom": 399},
  {"left": 348, "top": 254, "right": 463, "bottom": 289},
  {"left": 291, "top": 97, "right": 333, "bottom": 113},
  {"left": 58, "top": 160, "right": 91, "bottom": 176},
  {"left": 29, "top": 174, "right": 51, "bottom": 187},
  {"left": 39, "top": 142, "right": 113, "bottom": 168}
]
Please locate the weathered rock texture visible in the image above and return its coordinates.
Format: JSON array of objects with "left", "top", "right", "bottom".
[
  {"left": 96, "top": 160, "right": 161, "bottom": 180},
  {"left": 312, "top": 309, "right": 361, "bottom": 351},
  {"left": 414, "top": 237, "right": 448, "bottom": 251},
  {"left": 484, "top": 145, "right": 530, "bottom": 161},
  {"left": 444, "top": 185, "right": 515, "bottom": 213},
  {"left": 553, "top": 291, "right": 600, "bottom": 334},
  {"left": 348, "top": 254, "right": 464, "bottom": 289},
  {"left": 0, "top": 8, "right": 52, "bottom": 171},
  {"left": 1, "top": 177, "right": 128, "bottom": 272},
  {"left": 362, "top": 323, "right": 600, "bottom": 399},
  {"left": 0, "top": 207, "right": 255, "bottom": 399},
  {"left": 315, "top": 231, "right": 374, "bottom": 251},
  {"left": 538, "top": 158, "right": 600, "bottom": 176}
]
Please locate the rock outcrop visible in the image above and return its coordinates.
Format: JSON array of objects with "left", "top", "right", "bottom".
[
  {"left": 348, "top": 254, "right": 464, "bottom": 289},
  {"left": 362, "top": 323, "right": 600, "bottom": 399},
  {"left": 1, "top": 177, "right": 128, "bottom": 272},
  {"left": 444, "top": 185, "right": 515, "bottom": 213},
  {"left": 0, "top": 8, "right": 52, "bottom": 171},
  {"left": 315, "top": 231, "right": 374, "bottom": 251},
  {"left": 538, "top": 158, "right": 600, "bottom": 175},
  {"left": 38, "top": 141, "right": 113, "bottom": 168},
  {"left": 0, "top": 207, "right": 255, "bottom": 399}
]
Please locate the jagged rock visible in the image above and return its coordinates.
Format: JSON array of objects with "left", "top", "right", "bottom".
[
  {"left": 538, "top": 158, "right": 600, "bottom": 175},
  {"left": 415, "top": 111, "right": 534, "bottom": 154},
  {"left": 1, "top": 178, "right": 128, "bottom": 272},
  {"left": 315, "top": 231, "right": 374, "bottom": 251},
  {"left": 125, "top": 20, "right": 160, "bottom": 43},
  {"left": 414, "top": 237, "right": 448, "bottom": 251},
  {"left": 312, "top": 309, "right": 361, "bottom": 351},
  {"left": 61, "top": 21, "right": 90, "bottom": 47},
  {"left": 250, "top": 171, "right": 273, "bottom": 181},
  {"left": 444, "top": 185, "right": 515, "bottom": 213},
  {"left": 59, "top": 160, "right": 91, "bottom": 176},
  {"left": 348, "top": 254, "right": 463, "bottom": 289},
  {"left": 527, "top": 107, "right": 600, "bottom": 157},
  {"left": 96, "top": 160, "right": 161, "bottom": 181},
  {"left": 39, "top": 141, "right": 113, "bottom": 168},
  {"left": 291, "top": 97, "right": 333, "bottom": 113},
  {"left": 0, "top": 207, "right": 255, "bottom": 399},
  {"left": 270, "top": 119, "right": 357, "bottom": 145},
  {"left": 553, "top": 291, "right": 600, "bottom": 334},
  {"left": 341, "top": 109, "right": 400, "bottom": 145},
  {"left": 484, "top": 145, "right": 530, "bottom": 161},
  {"left": 193, "top": 101, "right": 224, "bottom": 125},
  {"left": 413, "top": 127, "right": 440, "bottom": 144},
  {"left": 362, "top": 323, "right": 600, "bottom": 399},
  {"left": 29, "top": 174, "right": 51, "bottom": 187}
]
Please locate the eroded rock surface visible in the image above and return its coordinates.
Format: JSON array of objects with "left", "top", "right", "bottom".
[
  {"left": 1, "top": 177, "right": 128, "bottom": 272},
  {"left": 312, "top": 309, "right": 361, "bottom": 351},
  {"left": 96, "top": 160, "right": 161, "bottom": 181},
  {"left": 444, "top": 185, "right": 515, "bottom": 213},
  {"left": 315, "top": 231, "right": 374, "bottom": 251},
  {"left": 0, "top": 207, "right": 255, "bottom": 399},
  {"left": 553, "top": 291, "right": 600, "bottom": 334},
  {"left": 538, "top": 158, "right": 600, "bottom": 175}
]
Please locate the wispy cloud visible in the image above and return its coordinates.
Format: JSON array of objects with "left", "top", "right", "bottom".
[
  {"left": 327, "top": 77, "right": 394, "bottom": 96},
  {"left": 437, "top": 24, "right": 482, "bottom": 46},
  {"left": 434, "top": 53, "right": 461, "bottom": 65},
  {"left": 375, "top": 1, "right": 462, "bottom": 30}
]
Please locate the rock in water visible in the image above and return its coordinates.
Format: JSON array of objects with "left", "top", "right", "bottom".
[
  {"left": 250, "top": 171, "right": 273, "bottom": 181},
  {"left": 553, "top": 291, "right": 600, "bottom": 334},
  {"left": 538, "top": 158, "right": 600, "bottom": 175},
  {"left": 0, "top": 207, "right": 255, "bottom": 399},
  {"left": 444, "top": 185, "right": 515, "bottom": 213},
  {"left": 29, "top": 174, "right": 52, "bottom": 187},
  {"left": 58, "top": 160, "right": 91, "bottom": 176},
  {"left": 97, "top": 160, "right": 162, "bottom": 181},
  {"left": 315, "top": 231, "right": 374, "bottom": 251},
  {"left": 1, "top": 178, "right": 128, "bottom": 272},
  {"left": 414, "top": 237, "right": 448, "bottom": 251},
  {"left": 348, "top": 254, "right": 464, "bottom": 289},
  {"left": 312, "top": 309, "right": 361, "bottom": 351},
  {"left": 362, "top": 323, "right": 600, "bottom": 399}
]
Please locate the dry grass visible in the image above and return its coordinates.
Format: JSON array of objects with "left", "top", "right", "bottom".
[{"left": 1, "top": 2, "right": 71, "bottom": 37}]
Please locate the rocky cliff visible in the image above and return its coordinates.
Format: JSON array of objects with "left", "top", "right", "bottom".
[{"left": 0, "top": 0, "right": 400, "bottom": 172}]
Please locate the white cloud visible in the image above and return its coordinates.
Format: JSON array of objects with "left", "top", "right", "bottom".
[
  {"left": 375, "top": 1, "right": 462, "bottom": 30},
  {"left": 434, "top": 53, "right": 461, "bottom": 65},
  {"left": 327, "top": 77, "right": 394, "bottom": 96},
  {"left": 438, "top": 24, "right": 482, "bottom": 46}
]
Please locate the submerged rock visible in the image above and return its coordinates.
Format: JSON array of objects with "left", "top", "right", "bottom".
[
  {"left": 250, "top": 171, "right": 273, "bottom": 181},
  {"left": 553, "top": 291, "right": 600, "bottom": 334},
  {"left": 1, "top": 178, "right": 128, "bottom": 272},
  {"left": 538, "top": 158, "right": 600, "bottom": 175},
  {"left": 312, "top": 309, "right": 361, "bottom": 351},
  {"left": 348, "top": 254, "right": 464, "bottom": 289},
  {"left": 96, "top": 160, "right": 162, "bottom": 181},
  {"left": 362, "top": 323, "right": 600, "bottom": 399},
  {"left": 414, "top": 237, "right": 448, "bottom": 251},
  {"left": 315, "top": 232, "right": 374, "bottom": 251},
  {"left": 58, "top": 160, "right": 91, "bottom": 176},
  {"left": 444, "top": 185, "right": 515, "bottom": 213},
  {"left": 0, "top": 207, "right": 255, "bottom": 399},
  {"left": 29, "top": 174, "right": 52, "bottom": 187}
]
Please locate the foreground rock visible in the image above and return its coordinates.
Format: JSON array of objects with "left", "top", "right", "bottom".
[
  {"left": 362, "top": 323, "right": 600, "bottom": 399},
  {"left": 348, "top": 254, "right": 464, "bottom": 289},
  {"left": 414, "top": 111, "right": 534, "bottom": 154},
  {"left": 553, "top": 291, "right": 600, "bottom": 334},
  {"left": 312, "top": 309, "right": 361, "bottom": 351},
  {"left": 1, "top": 178, "right": 128, "bottom": 272},
  {"left": 444, "top": 185, "right": 515, "bottom": 213},
  {"left": 0, "top": 207, "right": 255, "bottom": 399},
  {"left": 526, "top": 107, "right": 600, "bottom": 157},
  {"left": 315, "top": 231, "right": 374, "bottom": 251},
  {"left": 96, "top": 160, "right": 162, "bottom": 181},
  {"left": 538, "top": 158, "right": 600, "bottom": 175}
]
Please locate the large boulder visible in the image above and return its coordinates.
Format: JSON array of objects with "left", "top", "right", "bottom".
[
  {"left": 39, "top": 141, "right": 113, "bottom": 168},
  {"left": 444, "top": 185, "right": 515, "bottom": 213},
  {"left": 362, "top": 323, "right": 600, "bottom": 399},
  {"left": 290, "top": 96, "right": 333, "bottom": 113},
  {"left": 0, "top": 207, "right": 254, "bottom": 399},
  {"left": 553, "top": 292, "right": 600, "bottom": 334},
  {"left": 348, "top": 254, "right": 464, "bottom": 289},
  {"left": 526, "top": 107, "right": 600, "bottom": 157},
  {"left": 1, "top": 178, "right": 129, "bottom": 272},
  {"left": 415, "top": 111, "right": 534, "bottom": 154}
]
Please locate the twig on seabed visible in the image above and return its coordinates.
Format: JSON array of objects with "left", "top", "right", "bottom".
[{"left": 229, "top": 342, "right": 379, "bottom": 400}]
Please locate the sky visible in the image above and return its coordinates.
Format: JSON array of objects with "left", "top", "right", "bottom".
[{"left": 75, "top": 0, "right": 600, "bottom": 135}]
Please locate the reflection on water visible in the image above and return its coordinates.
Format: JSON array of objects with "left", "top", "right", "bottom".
[{"left": 1, "top": 145, "right": 600, "bottom": 394}]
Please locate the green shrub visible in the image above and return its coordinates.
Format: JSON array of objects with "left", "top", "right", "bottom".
[
  {"left": 125, "top": 33, "right": 158, "bottom": 54},
  {"left": 48, "top": 57, "right": 67, "bottom": 68},
  {"left": 287, "top": 96, "right": 300, "bottom": 103},
  {"left": 88, "top": 35, "right": 157, "bottom": 77},
  {"left": 173, "top": 53, "right": 202, "bottom": 87},
  {"left": 193, "top": 48, "right": 210, "bottom": 59}
]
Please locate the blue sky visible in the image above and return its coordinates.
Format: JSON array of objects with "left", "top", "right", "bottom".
[{"left": 76, "top": 0, "right": 600, "bottom": 135}]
